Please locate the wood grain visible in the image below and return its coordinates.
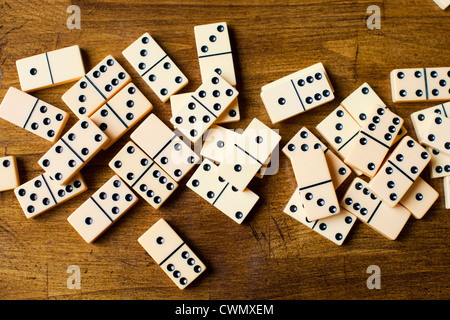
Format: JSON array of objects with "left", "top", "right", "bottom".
[{"left": 0, "top": 0, "right": 449, "bottom": 300}]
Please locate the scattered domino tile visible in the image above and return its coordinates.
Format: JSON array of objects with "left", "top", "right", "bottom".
[
  {"left": 369, "top": 136, "right": 431, "bottom": 207},
  {"left": 341, "top": 178, "right": 411, "bottom": 240},
  {"left": 344, "top": 107, "right": 404, "bottom": 177},
  {"left": 339, "top": 82, "right": 408, "bottom": 145},
  {"left": 0, "top": 87, "right": 69, "bottom": 143},
  {"left": 315, "top": 105, "right": 362, "bottom": 175},
  {"left": 187, "top": 158, "right": 259, "bottom": 224},
  {"left": 130, "top": 113, "right": 200, "bottom": 182},
  {"left": 434, "top": 0, "right": 450, "bottom": 10},
  {"left": 420, "top": 113, "right": 450, "bottom": 156},
  {"left": 410, "top": 102, "right": 448, "bottom": 142},
  {"left": 62, "top": 55, "right": 131, "bottom": 118},
  {"left": 284, "top": 190, "right": 356, "bottom": 245},
  {"left": 138, "top": 218, "right": 206, "bottom": 290},
  {"left": 67, "top": 175, "right": 138, "bottom": 243},
  {"left": 444, "top": 176, "right": 450, "bottom": 209},
  {"left": 390, "top": 67, "right": 450, "bottom": 102},
  {"left": 16, "top": 45, "right": 85, "bottom": 92},
  {"left": 399, "top": 177, "right": 439, "bottom": 219},
  {"left": 260, "top": 62, "right": 335, "bottom": 124},
  {"left": 340, "top": 83, "right": 386, "bottom": 126},
  {"left": 38, "top": 118, "right": 110, "bottom": 185},
  {"left": 170, "top": 72, "right": 238, "bottom": 143},
  {"left": 428, "top": 148, "right": 450, "bottom": 179},
  {"left": 90, "top": 82, "right": 153, "bottom": 150},
  {"left": 108, "top": 141, "right": 178, "bottom": 209},
  {"left": 291, "top": 148, "right": 340, "bottom": 220},
  {"left": 15, "top": 172, "right": 87, "bottom": 219},
  {"left": 194, "top": 22, "right": 236, "bottom": 86},
  {"left": 282, "top": 127, "right": 351, "bottom": 189},
  {"left": 170, "top": 92, "right": 240, "bottom": 125},
  {"left": 200, "top": 124, "right": 242, "bottom": 164},
  {"left": 0, "top": 156, "right": 20, "bottom": 192},
  {"left": 122, "top": 32, "right": 188, "bottom": 102},
  {"left": 216, "top": 118, "right": 281, "bottom": 191}
]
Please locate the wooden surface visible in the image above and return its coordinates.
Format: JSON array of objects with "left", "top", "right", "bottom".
[{"left": 0, "top": 0, "right": 449, "bottom": 300}]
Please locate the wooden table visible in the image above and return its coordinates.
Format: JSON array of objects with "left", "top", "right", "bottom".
[{"left": 0, "top": 0, "right": 449, "bottom": 300}]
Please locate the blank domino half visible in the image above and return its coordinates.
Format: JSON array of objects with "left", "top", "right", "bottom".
[
  {"left": 15, "top": 172, "right": 87, "bottom": 219},
  {"left": 390, "top": 67, "right": 450, "bottom": 102},
  {"left": 0, "top": 156, "right": 20, "bottom": 192},
  {"left": 16, "top": 45, "right": 85, "bottom": 92},
  {"left": 68, "top": 175, "right": 138, "bottom": 243},
  {"left": 0, "top": 87, "right": 69, "bottom": 143},
  {"left": 434, "top": 0, "right": 450, "bottom": 10},
  {"left": 122, "top": 32, "right": 188, "bottom": 102},
  {"left": 291, "top": 148, "right": 340, "bottom": 220},
  {"left": 62, "top": 55, "right": 131, "bottom": 118},
  {"left": 138, "top": 218, "right": 206, "bottom": 290},
  {"left": 341, "top": 178, "right": 411, "bottom": 240},
  {"left": 260, "top": 62, "right": 335, "bottom": 124},
  {"left": 284, "top": 190, "right": 356, "bottom": 245}
]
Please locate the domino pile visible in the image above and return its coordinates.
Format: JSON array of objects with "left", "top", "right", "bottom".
[{"left": 0, "top": 21, "right": 449, "bottom": 290}]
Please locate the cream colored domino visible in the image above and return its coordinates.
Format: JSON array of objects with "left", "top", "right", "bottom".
[
  {"left": 410, "top": 103, "right": 448, "bottom": 142},
  {"left": 170, "top": 73, "right": 238, "bottom": 143},
  {"left": 341, "top": 178, "right": 411, "bottom": 240},
  {"left": 216, "top": 118, "right": 281, "bottom": 191},
  {"left": 67, "top": 175, "right": 138, "bottom": 243},
  {"left": 369, "top": 136, "right": 431, "bottom": 207},
  {"left": 390, "top": 67, "right": 450, "bottom": 103},
  {"left": 345, "top": 108, "right": 404, "bottom": 177},
  {"left": 421, "top": 113, "right": 450, "bottom": 156},
  {"left": 194, "top": 22, "right": 236, "bottom": 86},
  {"left": 138, "top": 218, "right": 206, "bottom": 290},
  {"left": 187, "top": 159, "right": 259, "bottom": 224},
  {"left": 90, "top": 83, "right": 153, "bottom": 150},
  {"left": 399, "top": 177, "right": 438, "bottom": 219},
  {"left": 14, "top": 172, "right": 87, "bottom": 219},
  {"left": 200, "top": 124, "right": 242, "bottom": 163},
  {"left": 260, "top": 62, "right": 335, "bottom": 124},
  {"left": 130, "top": 113, "right": 200, "bottom": 182},
  {"left": 444, "top": 176, "right": 450, "bottom": 209},
  {"left": 122, "top": 32, "right": 188, "bottom": 102},
  {"left": 434, "top": 0, "right": 450, "bottom": 10},
  {"left": 284, "top": 190, "right": 356, "bottom": 245},
  {"left": 341, "top": 83, "right": 386, "bottom": 125},
  {"left": 0, "top": 87, "right": 69, "bottom": 143},
  {"left": 170, "top": 92, "right": 240, "bottom": 125},
  {"left": 16, "top": 45, "right": 85, "bottom": 92},
  {"left": 282, "top": 127, "right": 352, "bottom": 189},
  {"left": 428, "top": 148, "right": 450, "bottom": 178},
  {"left": 109, "top": 141, "right": 178, "bottom": 209},
  {"left": 316, "top": 105, "right": 360, "bottom": 160},
  {"left": 291, "top": 148, "right": 340, "bottom": 220},
  {"left": 0, "top": 156, "right": 20, "bottom": 192},
  {"left": 62, "top": 55, "right": 131, "bottom": 118},
  {"left": 38, "top": 118, "right": 110, "bottom": 185}
]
